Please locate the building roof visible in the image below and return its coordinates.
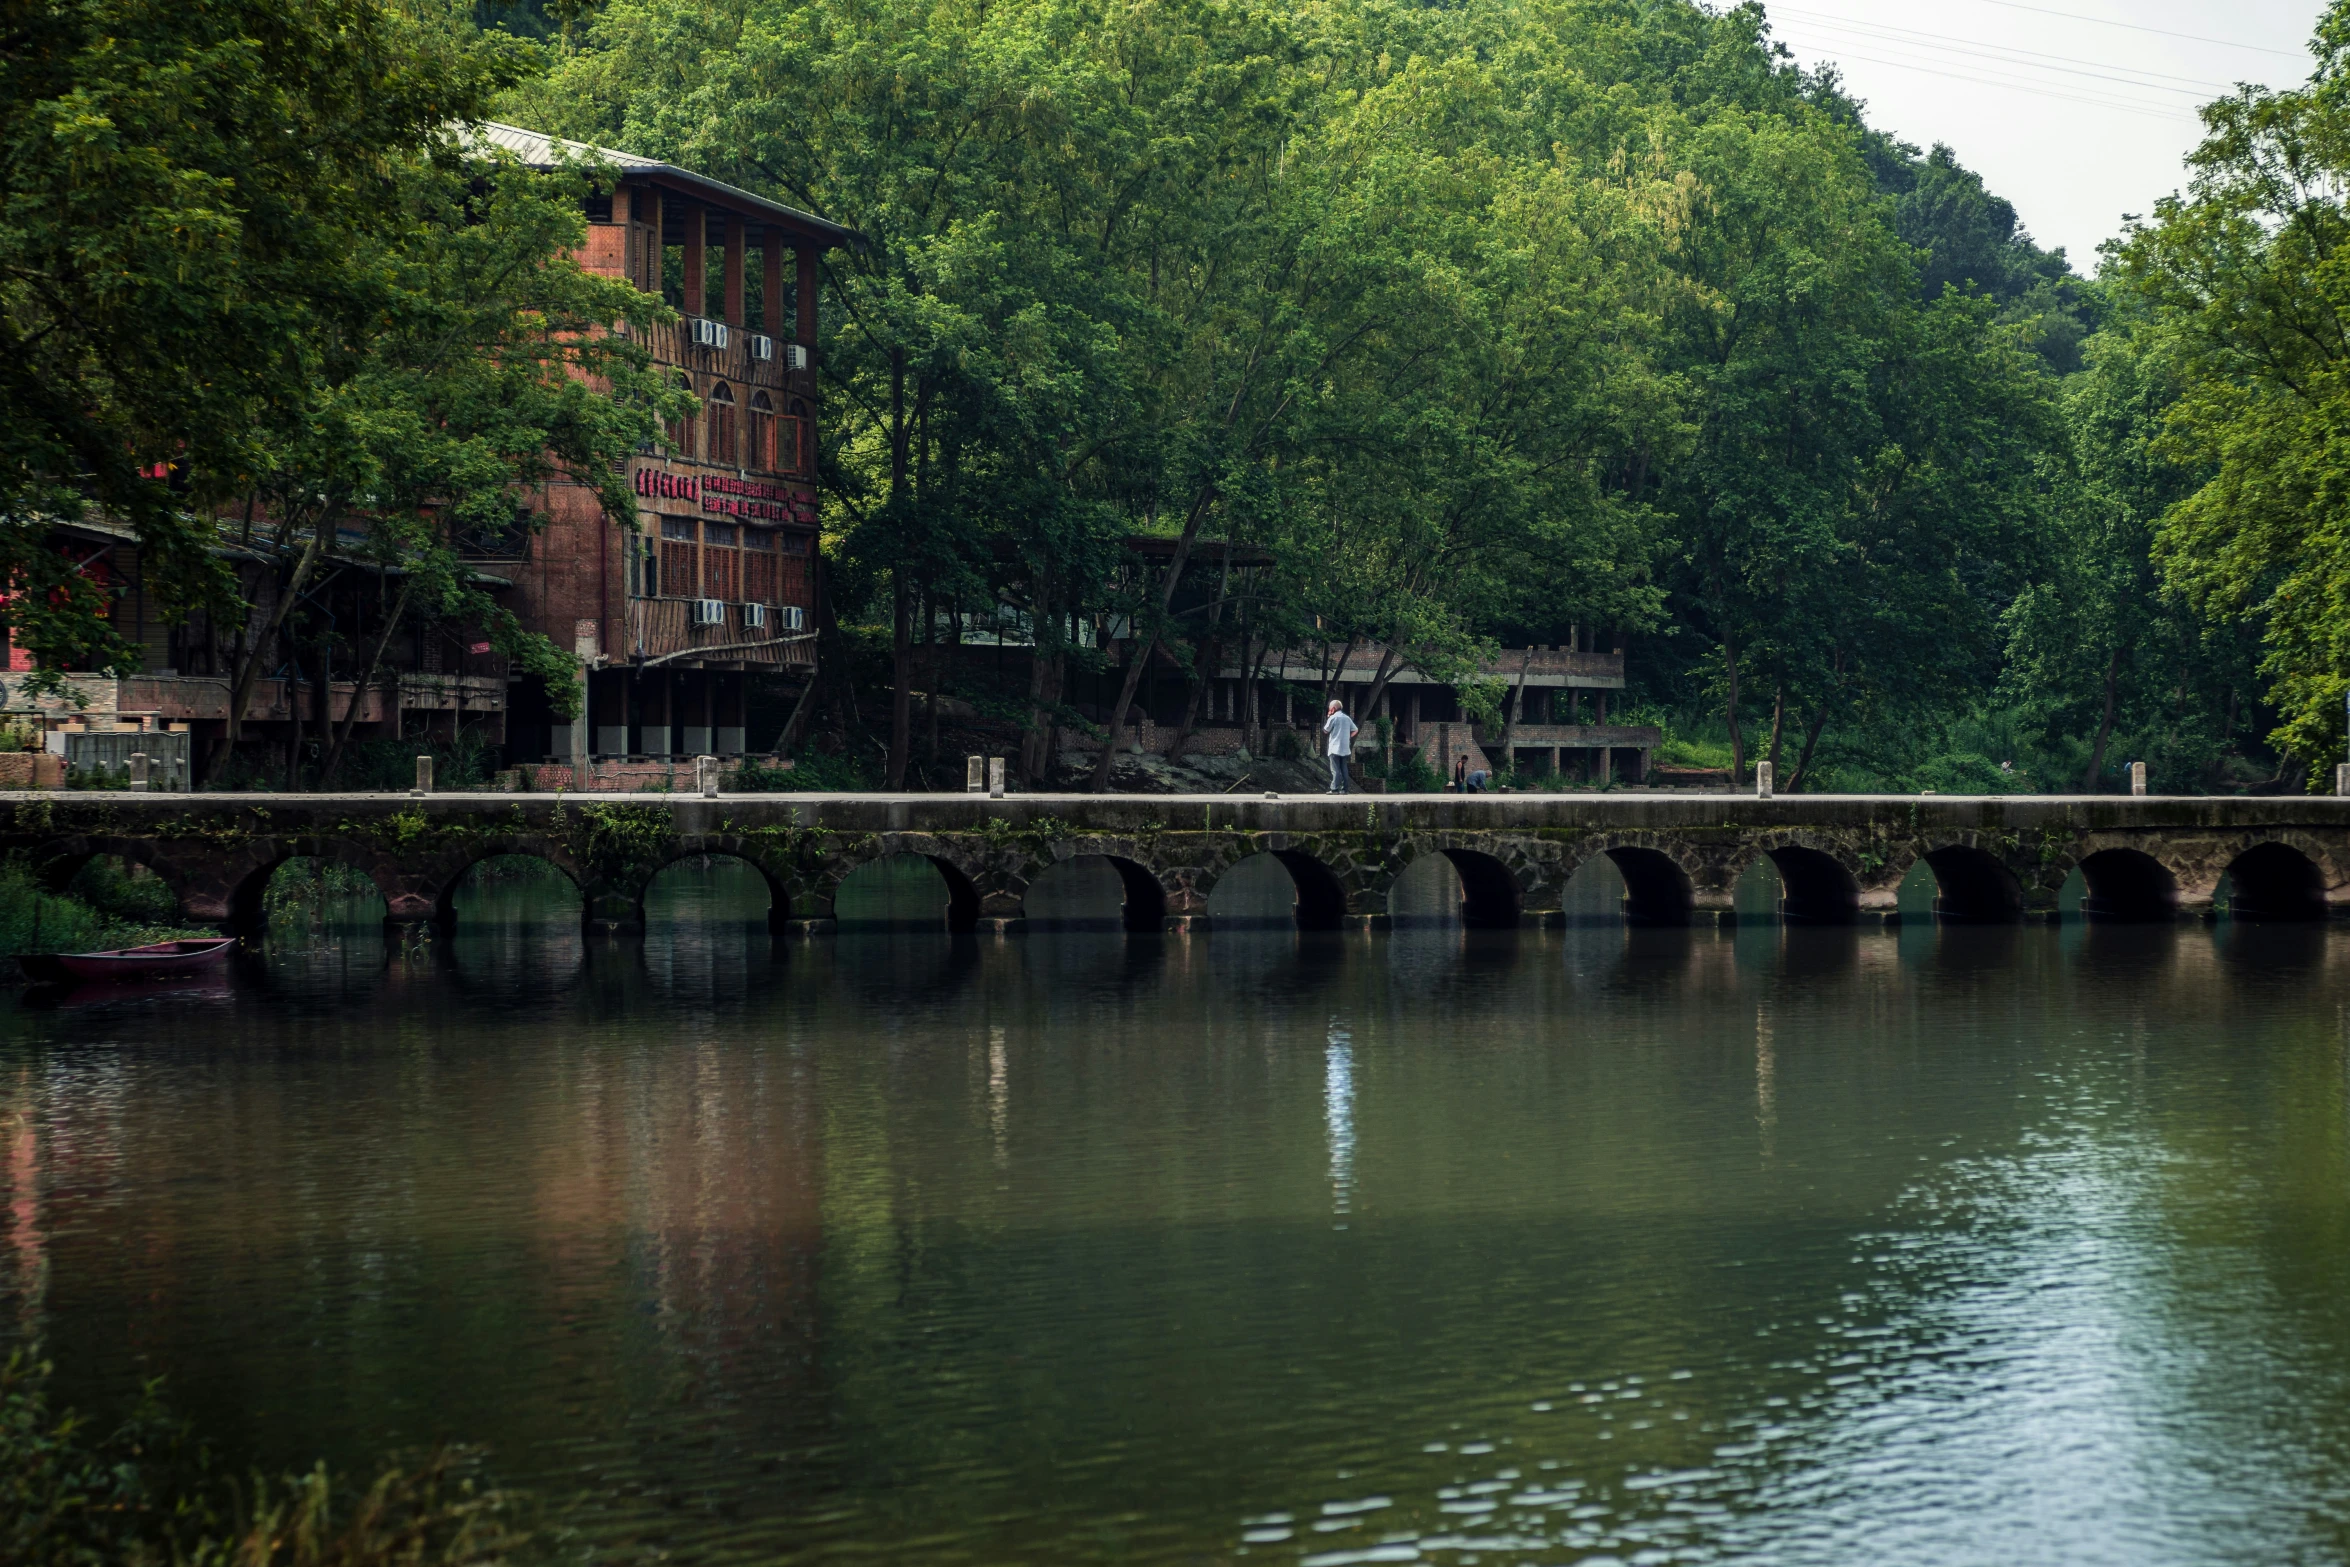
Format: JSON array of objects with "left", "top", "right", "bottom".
[{"left": 467, "top": 121, "right": 856, "bottom": 247}]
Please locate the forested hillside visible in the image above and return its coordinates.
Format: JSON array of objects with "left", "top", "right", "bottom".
[
  {"left": 6, "top": 0, "right": 2338, "bottom": 793},
  {"left": 493, "top": 0, "right": 2331, "bottom": 794}
]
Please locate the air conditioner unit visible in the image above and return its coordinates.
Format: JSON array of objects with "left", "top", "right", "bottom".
[
  {"left": 691, "top": 318, "right": 729, "bottom": 349},
  {"left": 785, "top": 343, "right": 810, "bottom": 371},
  {"left": 779, "top": 605, "right": 807, "bottom": 631},
  {"left": 742, "top": 602, "right": 767, "bottom": 629},
  {"left": 691, "top": 598, "right": 727, "bottom": 626},
  {"left": 747, "top": 334, "right": 774, "bottom": 361}
]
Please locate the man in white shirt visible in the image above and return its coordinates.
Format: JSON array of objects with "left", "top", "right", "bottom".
[{"left": 1323, "top": 699, "right": 1358, "bottom": 793}]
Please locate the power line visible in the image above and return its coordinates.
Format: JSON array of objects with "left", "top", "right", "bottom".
[
  {"left": 1773, "top": 5, "right": 2250, "bottom": 94},
  {"left": 1794, "top": 42, "right": 2198, "bottom": 120},
  {"left": 1920, "top": 0, "right": 2304, "bottom": 60}
]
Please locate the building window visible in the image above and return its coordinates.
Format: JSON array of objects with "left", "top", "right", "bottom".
[
  {"left": 666, "top": 372, "right": 695, "bottom": 457},
  {"left": 748, "top": 391, "right": 775, "bottom": 472},
  {"left": 703, "top": 520, "right": 740, "bottom": 601},
  {"left": 787, "top": 397, "right": 812, "bottom": 474},
  {"left": 660, "top": 516, "right": 697, "bottom": 598},
  {"left": 744, "top": 527, "right": 778, "bottom": 603},
  {"left": 708, "top": 382, "right": 737, "bottom": 466}
]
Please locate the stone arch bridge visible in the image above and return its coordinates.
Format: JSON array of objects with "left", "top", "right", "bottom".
[{"left": 13, "top": 792, "right": 2350, "bottom": 935}]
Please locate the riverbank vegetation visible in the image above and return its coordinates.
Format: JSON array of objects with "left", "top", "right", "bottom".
[
  {"left": 3, "top": 1351, "right": 540, "bottom": 1567},
  {"left": 0, "top": 859, "right": 213, "bottom": 958},
  {"left": 11, "top": 0, "right": 2350, "bottom": 791}
]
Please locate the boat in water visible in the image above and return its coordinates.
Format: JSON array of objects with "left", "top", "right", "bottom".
[{"left": 18, "top": 937, "right": 237, "bottom": 985}]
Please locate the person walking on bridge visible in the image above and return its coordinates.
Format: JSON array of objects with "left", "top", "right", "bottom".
[{"left": 1323, "top": 699, "right": 1358, "bottom": 794}]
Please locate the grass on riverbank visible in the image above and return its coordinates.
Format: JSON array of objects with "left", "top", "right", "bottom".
[
  {"left": 0, "top": 858, "right": 216, "bottom": 958},
  {"left": 3, "top": 1351, "right": 543, "bottom": 1567}
]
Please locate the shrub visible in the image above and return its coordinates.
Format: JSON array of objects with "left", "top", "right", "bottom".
[
  {"left": 0, "top": 860, "right": 212, "bottom": 957},
  {"left": 0, "top": 1350, "right": 541, "bottom": 1567},
  {"left": 727, "top": 749, "right": 875, "bottom": 792}
]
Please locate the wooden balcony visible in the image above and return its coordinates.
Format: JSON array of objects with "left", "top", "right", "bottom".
[{"left": 626, "top": 597, "right": 815, "bottom": 668}]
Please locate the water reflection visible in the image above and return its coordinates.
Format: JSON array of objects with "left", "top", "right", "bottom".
[{"left": 1, "top": 866, "right": 2348, "bottom": 1566}]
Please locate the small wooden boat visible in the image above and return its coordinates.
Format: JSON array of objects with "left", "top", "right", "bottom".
[{"left": 20, "top": 938, "right": 237, "bottom": 985}]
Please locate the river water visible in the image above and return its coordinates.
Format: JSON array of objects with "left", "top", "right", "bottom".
[{"left": 4, "top": 856, "right": 2350, "bottom": 1566}]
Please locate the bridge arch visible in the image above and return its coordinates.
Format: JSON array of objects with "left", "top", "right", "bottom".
[
  {"left": 2074, "top": 847, "right": 2179, "bottom": 923},
  {"left": 642, "top": 850, "right": 791, "bottom": 929},
  {"left": 1204, "top": 848, "right": 1348, "bottom": 931},
  {"left": 1549, "top": 836, "right": 1700, "bottom": 925},
  {"left": 832, "top": 850, "right": 981, "bottom": 933},
  {"left": 2222, "top": 839, "right": 2330, "bottom": 922},
  {"left": 1023, "top": 853, "right": 1165, "bottom": 932},
  {"left": 432, "top": 849, "right": 587, "bottom": 928},
  {"left": 1727, "top": 836, "right": 1864, "bottom": 924},
  {"left": 1898, "top": 842, "right": 2027, "bottom": 923},
  {"left": 1386, "top": 846, "right": 1524, "bottom": 929}
]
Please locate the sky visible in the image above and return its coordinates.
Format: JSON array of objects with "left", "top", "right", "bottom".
[{"left": 1757, "top": 0, "right": 2330, "bottom": 269}]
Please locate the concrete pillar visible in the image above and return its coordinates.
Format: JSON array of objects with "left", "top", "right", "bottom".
[
  {"left": 967, "top": 755, "right": 985, "bottom": 792},
  {"left": 988, "top": 756, "right": 1006, "bottom": 797},
  {"left": 2130, "top": 761, "right": 2147, "bottom": 796},
  {"left": 128, "top": 752, "right": 149, "bottom": 792},
  {"left": 1757, "top": 760, "right": 1773, "bottom": 799},
  {"left": 717, "top": 671, "right": 745, "bottom": 754},
  {"left": 723, "top": 215, "right": 746, "bottom": 326},
  {"left": 412, "top": 755, "right": 433, "bottom": 796},
  {"left": 571, "top": 663, "right": 590, "bottom": 790},
  {"left": 2336, "top": 762, "right": 2350, "bottom": 797},
  {"left": 697, "top": 754, "right": 719, "bottom": 797}
]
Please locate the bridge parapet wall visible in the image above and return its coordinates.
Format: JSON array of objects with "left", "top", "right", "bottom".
[{"left": 6, "top": 793, "right": 2348, "bottom": 933}]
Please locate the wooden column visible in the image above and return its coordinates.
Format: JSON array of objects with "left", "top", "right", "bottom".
[
  {"left": 796, "top": 242, "right": 818, "bottom": 344},
  {"left": 723, "top": 215, "right": 746, "bottom": 326},
  {"left": 682, "top": 201, "right": 705, "bottom": 319},
  {"left": 762, "top": 228, "right": 786, "bottom": 336}
]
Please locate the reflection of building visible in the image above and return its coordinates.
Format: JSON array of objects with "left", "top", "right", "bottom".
[{"left": 475, "top": 125, "right": 850, "bottom": 764}]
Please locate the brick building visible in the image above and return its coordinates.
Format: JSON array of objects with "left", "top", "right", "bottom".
[{"left": 478, "top": 123, "right": 850, "bottom": 765}]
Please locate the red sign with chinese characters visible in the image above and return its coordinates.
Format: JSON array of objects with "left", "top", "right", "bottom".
[{"left": 635, "top": 467, "right": 816, "bottom": 525}]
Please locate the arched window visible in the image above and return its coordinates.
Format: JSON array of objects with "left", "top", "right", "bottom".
[
  {"left": 748, "top": 391, "right": 776, "bottom": 472},
  {"left": 707, "top": 382, "right": 738, "bottom": 466},
  {"left": 787, "top": 398, "right": 813, "bottom": 475},
  {"left": 666, "top": 372, "right": 696, "bottom": 456}
]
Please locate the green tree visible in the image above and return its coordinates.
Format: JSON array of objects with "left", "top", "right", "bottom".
[
  {"left": 0, "top": 0, "right": 532, "bottom": 678},
  {"left": 2117, "top": 0, "right": 2350, "bottom": 784}
]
